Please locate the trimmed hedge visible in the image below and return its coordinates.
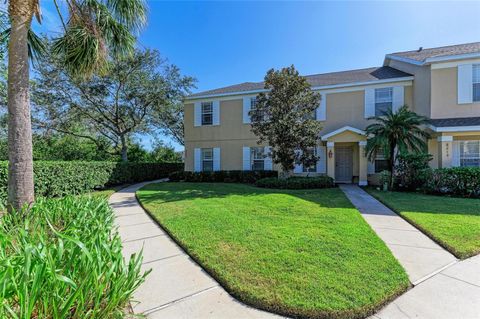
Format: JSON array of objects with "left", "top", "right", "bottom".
[
  {"left": 255, "top": 176, "right": 334, "bottom": 189},
  {"left": 168, "top": 170, "right": 278, "bottom": 183},
  {"left": 423, "top": 167, "right": 480, "bottom": 197},
  {"left": 0, "top": 161, "right": 183, "bottom": 203}
]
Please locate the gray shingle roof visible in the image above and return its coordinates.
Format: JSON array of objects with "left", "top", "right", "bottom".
[
  {"left": 188, "top": 66, "right": 412, "bottom": 98},
  {"left": 430, "top": 117, "right": 480, "bottom": 127},
  {"left": 388, "top": 42, "right": 480, "bottom": 63}
]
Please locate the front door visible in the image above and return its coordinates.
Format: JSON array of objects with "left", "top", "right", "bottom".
[{"left": 335, "top": 146, "right": 353, "bottom": 183}]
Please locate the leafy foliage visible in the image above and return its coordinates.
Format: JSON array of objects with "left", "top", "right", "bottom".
[
  {"left": 395, "top": 153, "right": 433, "bottom": 190},
  {"left": 251, "top": 65, "right": 322, "bottom": 174},
  {"left": 168, "top": 170, "right": 277, "bottom": 183},
  {"left": 255, "top": 176, "right": 334, "bottom": 189},
  {"left": 365, "top": 105, "right": 430, "bottom": 189},
  {"left": 32, "top": 48, "right": 194, "bottom": 161},
  {"left": 0, "top": 196, "right": 148, "bottom": 318},
  {"left": 0, "top": 161, "right": 182, "bottom": 204},
  {"left": 422, "top": 167, "right": 480, "bottom": 197}
]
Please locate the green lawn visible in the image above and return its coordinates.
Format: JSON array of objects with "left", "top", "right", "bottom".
[
  {"left": 366, "top": 189, "right": 480, "bottom": 259},
  {"left": 137, "top": 183, "right": 409, "bottom": 319}
]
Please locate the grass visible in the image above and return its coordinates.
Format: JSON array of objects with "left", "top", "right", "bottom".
[
  {"left": 137, "top": 182, "right": 409, "bottom": 319},
  {"left": 366, "top": 189, "right": 480, "bottom": 259},
  {"left": 0, "top": 196, "right": 148, "bottom": 318}
]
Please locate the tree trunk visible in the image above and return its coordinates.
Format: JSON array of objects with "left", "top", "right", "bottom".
[
  {"left": 120, "top": 135, "right": 128, "bottom": 162},
  {"left": 7, "top": 1, "right": 35, "bottom": 211},
  {"left": 389, "top": 143, "right": 396, "bottom": 190}
]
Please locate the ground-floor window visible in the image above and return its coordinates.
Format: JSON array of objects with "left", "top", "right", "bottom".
[
  {"left": 251, "top": 147, "right": 265, "bottom": 170},
  {"left": 460, "top": 141, "right": 480, "bottom": 167},
  {"left": 201, "top": 148, "right": 213, "bottom": 172},
  {"left": 302, "top": 148, "right": 317, "bottom": 173},
  {"left": 375, "top": 153, "right": 389, "bottom": 173}
]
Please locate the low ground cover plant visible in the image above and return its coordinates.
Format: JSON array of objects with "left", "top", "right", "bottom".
[
  {"left": 137, "top": 182, "right": 409, "bottom": 319},
  {"left": 367, "top": 188, "right": 480, "bottom": 259},
  {"left": 168, "top": 170, "right": 277, "bottom": 183},
  {"left": 255, "top": 176, "right": 334, "bottom": 189},
  {"left": 0, "top": 161, "right": 182, "bottom": 204},
  {"left": 0, "top": 196, "right": 148, "bottom": 318}
]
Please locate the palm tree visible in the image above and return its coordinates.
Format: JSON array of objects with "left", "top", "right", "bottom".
[
  {"left": 365, "top": 105, "right": 430, "bottom": 190},
  {"left": 4, "top": 0, "right": 147, "bottom": 211}
]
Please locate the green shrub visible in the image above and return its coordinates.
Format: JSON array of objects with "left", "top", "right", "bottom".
[
  {"left": 0, "top": 196, "right": 148, "bottom": 318},
  {"left": 423, "top": 167, "right": 480, "bottom": 197},
  {"left": 255, "top": 176, "right": 334, "bottom": 189},
  {"left": 395, "top": 153, "right": 433, "bottom": 190},
  {"left": 0, "top": 161, "right": 183, "bottom": 203},
  {"left": 168, "top": 170, "right": 278, "bottom": 183}
]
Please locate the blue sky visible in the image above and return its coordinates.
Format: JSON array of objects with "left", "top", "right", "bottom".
[{"left": 38, "top": 1, "right": 480, "bottom": 151}]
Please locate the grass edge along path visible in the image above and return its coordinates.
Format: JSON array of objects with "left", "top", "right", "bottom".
[
  {"left": 365, "top": 188, "right": 480, "bottom": 259},
  {"left": 136, "top": 182, "right": 410, "bottom": 319}
]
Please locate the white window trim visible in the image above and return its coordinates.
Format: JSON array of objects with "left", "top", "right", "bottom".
[{"left": 458, "top": 140, "right": 480, "bottom": 168}]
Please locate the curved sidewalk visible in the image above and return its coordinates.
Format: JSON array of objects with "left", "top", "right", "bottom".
[{"left": 109, "top": 180, "right": 282, "bottom": 319}]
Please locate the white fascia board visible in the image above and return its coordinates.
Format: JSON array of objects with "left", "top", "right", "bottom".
[
  {"left": 185, "top": 76, "right": 414, "bottom": 102},
  {"left": 429, "top": 124, "right": 480, "bottom": 132},
  {"left": 384, "top": 54, "right": 424, "bottom": 66},
  {"left": 321, "top": 126, "right": 366, "bottom": 140},
  {"left": 425, "top": 52, "right": 480, "bottom": 64}
]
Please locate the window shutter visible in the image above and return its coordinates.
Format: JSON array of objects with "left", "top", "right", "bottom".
[
  {"left": 243, "top": 97, "right": 251, "bottom": 124},
  {"left": 452, "top": 141, "right": 460, "bottom": 167},
  {"left": 367, "top": 160, "right": 375, "bottom": 174},
  {"left": 194, "top": 102, "right": 201, "bottom": 127},
  {"left": 212, "top": 101, "right": 220, "bottom": 125},
  {"left": 316, "top": 146, "right": 326, "bottom": 173},
  {"left": 293, "top": 150, "right": 303, "bottom": 173},
  {"left": 316, "top": 94, "right": 326, "bottom": 121},
  {"left": 392, "top": 86, "right": 404, "bottom": 112},
  {"left": 458, "top": 64, "right": 473, "bottom": 104},
  {"left": 194, "top": 148, "right": 201, "bottom": 172},
  {"left": 242, "top": 147, "right": 251, "bottom": 171},
  {"left": 364, "top": 88, "right": 375, "bottom": 118},
  {"left": 264, "top": 146, "right": 273, "bottom": 170},
  {"left": 213, "top": 147, "right": 221, "bottom": 171}
]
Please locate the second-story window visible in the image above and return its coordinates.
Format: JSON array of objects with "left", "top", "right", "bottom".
[
  {"left": 250, "top": 98, "right": 265, "bottom": 122},
  {"left": 473, "top": 64, "right": 480, "bottom": 102},
  {"left": 374, "top": 88, "right": 393, "bottom": 116},
  {"left": 251, "top": 147, "right": 265, "bottom": 170},
  {"left": 201, "top": 102, "right": 213, "bottom": 125}
]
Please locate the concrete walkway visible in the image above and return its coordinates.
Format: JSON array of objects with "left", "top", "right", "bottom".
[
  {"left": 340, "top": 185, "right": 457, "bottom": 285},
  {"left": 340, "top": 185, "right": 480, "bottom": 318},
  {"left": 109, "top": 181, "right": 281, "bottom": 319}
]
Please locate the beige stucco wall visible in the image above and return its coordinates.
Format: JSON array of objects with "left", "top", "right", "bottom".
[
  {"left": 386, "top": 59, "right": 431, "bottom": 117},
  {"left": 431, "top": 66, "right": 480, "bottom": 119},
  {"left": 185, "top": 84, "right": 412, "bottom": 174}
]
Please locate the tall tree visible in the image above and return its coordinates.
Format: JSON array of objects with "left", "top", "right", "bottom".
[
  {"left": 3, "top": 0, "right": 147, "bottom": 210},
  {"left": 33, "top": 48, "right": 193, "bottom": 162},
  {"left": 365, "top": 105, "right": 430, "bottom": 190},
  {"left": 251, "top": 65, "right": 322, "bottom": 176}
]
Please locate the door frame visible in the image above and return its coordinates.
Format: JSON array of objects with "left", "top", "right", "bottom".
[{"left": 335, "top": 146, "right": 353, "bottom": 183}]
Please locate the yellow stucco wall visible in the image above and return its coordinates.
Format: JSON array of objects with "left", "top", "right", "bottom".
[{"left": 431, "top": 66, "right": 480, "bottom": 119}]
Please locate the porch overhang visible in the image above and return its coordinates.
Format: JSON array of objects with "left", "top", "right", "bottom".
[{"left": 321, "top": 126, "right": 366, "bottom": 142}]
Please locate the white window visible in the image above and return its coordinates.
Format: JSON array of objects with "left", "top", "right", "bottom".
[
  {"left": 201, "top": 148, "right": 213, "bottom": 171},
  {"left": 201, "top": 102, "right": 213, "bottom": 125},
  {"left": 473, "top": 64, "right": 480, "bottom": 102},
  {"left": 460, "top": 141, "right": 480, "bottom": 167},
  {"left": 302, "top": 148, "right": 317, "bottom": 173},
  {"left": 375, "top": 87, "right": 393, "bottom": 116},
  {"left": 249, "top": 98, "right": 265, "bottom": 122},
  {"left": 251, "top": 147, "right": 265, "bottom": 171},
  {"left": 375, "top": 153, "right": 389, "bottom": 173}
]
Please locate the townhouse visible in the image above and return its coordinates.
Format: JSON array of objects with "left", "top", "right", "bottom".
[{"left": 183, "top": 42, "right": 480, "bottom": 185}]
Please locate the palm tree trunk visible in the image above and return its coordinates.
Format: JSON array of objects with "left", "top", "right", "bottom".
[
  {"left": 389, "top": 144, "right": 395, "bottom": 190},
  {"left": 7, "top": 1, "right": 35, "bottom": 211}
]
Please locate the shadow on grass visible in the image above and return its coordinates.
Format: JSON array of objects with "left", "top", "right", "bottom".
[{"left": 138, "top": 182, "right": 354, "bottom": 209}]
